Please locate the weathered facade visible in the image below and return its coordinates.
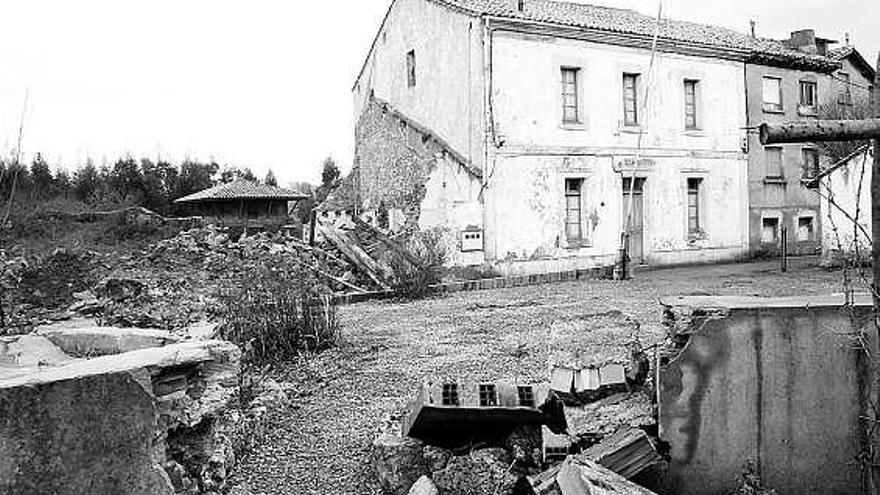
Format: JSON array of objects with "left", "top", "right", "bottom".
[
  {"left": 353, "top": 0, "right": 844, "bottom": 272},
  {"left": 745, "top": 30, "right": 844, "bottom": 258},
  {"left": 816, "top": 145, "right": 873, "bottom": 261}
]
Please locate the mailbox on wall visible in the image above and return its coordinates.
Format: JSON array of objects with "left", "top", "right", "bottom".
[{"left": 461, "top": 227, "right": 483, "bottom": 252}]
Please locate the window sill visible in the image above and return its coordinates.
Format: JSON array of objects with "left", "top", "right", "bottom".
[
  {"left": 559, "top": 122, "right": 587, "bottom": 131},
  {"left": 619, "top": 125, "right": 644, "bottom": 134},
  {"left": 683, "top": 129, "right": 707, "bottom": 137},
  {"left": 797, "top": 106, "right": 818, "bottom": 117},
  {"left": 564, "top": 241, "right": 593, "bottom": 250},
  {"left": 762, "top": 106, "right": 784, "bottom": 115},
  {"left": 763, "top": 177, "right": 786, "bottom": 185}
]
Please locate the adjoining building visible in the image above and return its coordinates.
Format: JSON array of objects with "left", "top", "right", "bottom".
[
  {"left": 351, "top": 0, "right": 842, "bottom": 274},
  {"left": 174, "top": 179, "right": 308, "bottom": 230}
]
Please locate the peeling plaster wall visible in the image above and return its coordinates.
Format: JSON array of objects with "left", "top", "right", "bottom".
[
  {"left": 356, "top": 98, "right": 484, "bottom": 266},
  {"left": 744, "top": 64, "right": 833, "bottom": 257},
  {"left": 352, "top": 0, "right": 485, "bottom": 173},
  {"left": 659, "top": 295, "right": 877, "bottom": 495},
  {"left": 485, "top": 32, "right": 749, "bottom": 270},
  {"left": 819, "top": 147, "right": 873, "bottom": 260}
]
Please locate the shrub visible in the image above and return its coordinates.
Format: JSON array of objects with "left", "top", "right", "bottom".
[{"left": 216, "top": 234, "right": 340, "bottom": 366}]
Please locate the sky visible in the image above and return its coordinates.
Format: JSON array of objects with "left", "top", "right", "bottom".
[{"left": 0, "top": 0, "right": 876, "bottom": 186}]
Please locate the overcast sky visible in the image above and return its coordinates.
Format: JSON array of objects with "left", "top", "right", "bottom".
[{"left": 0, "top": 0, "right": 876, "bottom": 185}]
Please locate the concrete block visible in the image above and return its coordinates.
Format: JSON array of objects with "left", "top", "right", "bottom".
[{"left": 36, "top": 326, "right": 182, "bottom": 357}]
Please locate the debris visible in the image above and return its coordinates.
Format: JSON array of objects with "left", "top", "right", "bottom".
[
  {"left": 372, "top": 432, "right": 429, "bottom": 495},
  {"left": 529, "top": 457, "right": 659, "bottom": 495},
  {"left": 564, "top": 393, "right": 655, "bottom": 441},
  {"left": 408, "top": 476, "right": 439, "bottom": 495},
  {"left": 542, "top": 425, "right": 574, "bottom": 463},
  {"left": 404, "top": 380, "right": 566, "bottom": 448},
  {"left": 432, "top": 448, "right": 531, "bottom": 495},
  {"left": 580, "top": 428, "right": 662, "bottom": 479}
]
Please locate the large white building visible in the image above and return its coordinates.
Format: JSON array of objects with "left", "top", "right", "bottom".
[{"left": 352, "top": 0, "right": 827, "bottom": 274}]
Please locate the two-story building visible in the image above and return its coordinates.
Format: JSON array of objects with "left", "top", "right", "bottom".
[{"left": 353, "top": 0, "right": 836, "bottom": 274}]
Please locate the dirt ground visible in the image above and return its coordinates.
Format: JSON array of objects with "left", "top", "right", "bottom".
[{"left": 230, "top": 257, "right": 847, "bottom": 495}]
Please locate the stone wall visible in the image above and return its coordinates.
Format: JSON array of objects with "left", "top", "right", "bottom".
[
  {"left": 658, "top": 294, "right": 878, "bottom": 495},
  {"left": 355, "top": 96, "right": 484, "bottom": 266}
]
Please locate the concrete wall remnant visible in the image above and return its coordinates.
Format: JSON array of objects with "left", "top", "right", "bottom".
[
  {"left": 658, "top": 294, "right": 878, "bottom": 495},
  {"left": 0, "top": 328, "right": 240, "bottom": 495}
]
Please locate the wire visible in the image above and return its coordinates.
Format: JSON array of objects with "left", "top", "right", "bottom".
[{"left": 828, "top": 73, "right": 874, "bottom": 93}]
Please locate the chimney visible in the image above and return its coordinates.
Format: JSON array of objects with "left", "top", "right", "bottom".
[
  {"left": 749, "top": 20, "right": 756, "bottom": 38},
  {"left": 785, "top": 29, "right": 818, "bottom": 54}
]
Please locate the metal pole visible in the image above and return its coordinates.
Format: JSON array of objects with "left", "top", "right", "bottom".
[
  {"left": 781, "top": 227, "right": 788, "bottom": 272},
  {"left": 309, "top": 210, "right": 317, "bottom": 247}
]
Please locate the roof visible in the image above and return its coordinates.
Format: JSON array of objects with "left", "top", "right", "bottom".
[
  {"left": 316, "top": 171, "right": 358, "bottom": 212},
  {"left": 436, "top": 0, "right": 838, "bottom": 70},
  {"left": 174, "top": 179, "right": 308, "bottom": 203},
  {"left": 828, "top": 45, "right": 877, "bottom": 81}
]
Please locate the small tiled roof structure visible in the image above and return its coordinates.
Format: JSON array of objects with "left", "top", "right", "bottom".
[{"left": 174, "top": 179, "right": 308, "bottom": 203}]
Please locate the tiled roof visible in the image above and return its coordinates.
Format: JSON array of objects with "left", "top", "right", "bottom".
[
  {"left": 827, "top": 45, "right": 855, "bottom": 61},
  {"left": 174, "top": 179, "right": 308, "bottom": 203},
  {"left": 435, "top": 0, "right": 838, "bottom": 70}
]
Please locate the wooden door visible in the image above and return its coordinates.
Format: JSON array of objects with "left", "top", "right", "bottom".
[{"left": 622, "top": 178, "right": 645, "bottom": 264}]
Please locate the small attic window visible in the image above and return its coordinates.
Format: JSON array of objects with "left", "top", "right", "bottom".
[{"left": 441, "top": 383, "right": 459, "bottom": 406}]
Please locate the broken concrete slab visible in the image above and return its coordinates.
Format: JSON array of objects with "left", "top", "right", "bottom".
[
  {"left": 404, "top": 380, "right": 566, "bottom": 448},
  {"left": 0, "top": 339, "right": 240, "bottom": 495},
  {"left": 530, "top": 457, "right": 659, "bottom": 495},
  {"left": 0, "top": 334, "right": 74, "bottom": 369},
  {"left": 564, "top": 392, "right": 655, "bottom": 441},
  {"left": 659, "top": 294, "right": 876, "bottom": 495},
  {"left": 581, "top": 428, "right": 662, "bottom": 480},
  {"left": 35, "top": 325, "right": 182, "bottom": 357}
]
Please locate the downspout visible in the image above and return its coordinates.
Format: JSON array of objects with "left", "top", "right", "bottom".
[
  {"left": 481, "top": 15, "right": 495, "bottom": 262},
  {"left": 742, "top": 59, "right": 752, "bottom": 258}
]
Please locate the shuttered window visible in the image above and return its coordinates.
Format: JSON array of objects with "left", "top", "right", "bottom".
[
  {"left": 623, "top": 74, "right": 639, "bottom": 125},
  {"left": 565, "top": 178, "right": 584, "bottom": 242},
  {"left": 561, "top": 68, "right": 580, "bottom": 123}
]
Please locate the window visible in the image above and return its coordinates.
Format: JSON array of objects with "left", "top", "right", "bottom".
[
  {"left": 441, "top": 383, "right": 459, "bottom": 406},
  {"left": 838, "top": 72, "right": 852, "bottom": 106},
  {"left": 762, "top": 76, "right": 783, "bottom": 112},
  {"left": 684, "top": 80, "right": 699, "bottom": 129},
  {"left": 561, "top": 68, "right": 580, "bottom": 123},
  {"left": 406, "top": 50, "right": 416, "bottom": 87},
  {"left": 799, "top": 80, "right": 817, "bottom": 113},
  {"left": 765, "top": 147, "right": 783, "bottom": 179},
  {"left": 797, "top": 216, "right": 815, "bottom": 242},
  {"left": 478, "top": 384, "right": 498, "bottom": 406},
  {"left": 687, "top": 178, "right": 702, "bottom": 234},
  {"left": 517, "top": 386, "right": 535, "bottom": 407},
  {"left": 623, "top": 73, "right": 639, "bottom": 125},
  {"left": 761, "top": 218, "right": 779, "bottom": 244},
  {"left": 802, "top": 148, "right": 819, "bottom": 181},
  {"left": 565, "top": 178, "right": 584, "bottom": 243}
]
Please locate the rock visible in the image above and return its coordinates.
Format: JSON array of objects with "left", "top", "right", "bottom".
[
  {"left": 422, "top": 445, "right": 452, "bottom": 472},
  {"left": 505, "top": 425, "right": 543, "bottom": 469},
  {"left": 164, "top": 460, "right": 199, "bottom": 494},
  {"left": 408, "top": 476, "right": 439, "bottom": 495},
  {"left": 201, "top": 433, "right": 235, "bottom": 493},
  {"left": 433, "top": 448, "right": 530, "bottom": 495},
  {"left": 373, "top": 432, "right": 429, "bottom": 495},
  {"left": 94, "top": 277, "right": 146, "bottom": 301}
]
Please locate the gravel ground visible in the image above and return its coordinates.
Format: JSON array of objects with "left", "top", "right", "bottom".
[{"left": 230, "top": 258, "right": 845, "bottom": 494}]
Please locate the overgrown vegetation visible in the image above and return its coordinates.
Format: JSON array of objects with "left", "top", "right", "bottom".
[{"left": 215, "top": 235, "right": 340, "bottom": 366}]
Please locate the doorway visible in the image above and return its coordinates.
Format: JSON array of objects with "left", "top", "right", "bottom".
[{"left": 622, "top": 178, "right": 646, "bottom": 264}]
